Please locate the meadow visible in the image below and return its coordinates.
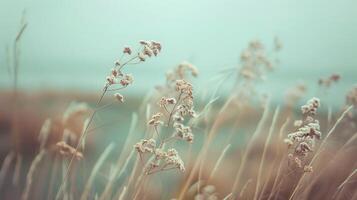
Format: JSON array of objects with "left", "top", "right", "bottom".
[{"left": 0, "top": 36, "right": 356, "bottom": 200}]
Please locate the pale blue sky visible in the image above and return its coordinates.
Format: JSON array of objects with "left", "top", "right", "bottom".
[{"left": 0, "top": 0, "right": 356, "bottom": 105}]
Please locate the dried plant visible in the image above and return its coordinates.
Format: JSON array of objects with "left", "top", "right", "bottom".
[
  {"left": 134, "top": 79, "right": 196, "bottom": 175},
  {"left": 3, "top": 37, "right": 357, "bottom": 200},
  {"left": 318, "top": 73, "right": 341, "bottom": 88},
  {"left": 284, "top": 97, "right": 321, "bottom": 171}
]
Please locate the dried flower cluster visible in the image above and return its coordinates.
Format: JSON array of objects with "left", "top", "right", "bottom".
[
  {"left": 233, "top": 39, "right": 281, "bottom": 104},
  {"left": 166, "top": 61, "right": 199, "bottom": 82},
  {"left": 134, "top": 138, "right": 185, "bottom": 174},
  {"left": 284, "top": 97, "right": 321, "bottom": 171},
  {"left": 105, "top": 40, "right": 162, "bottom": 102},
  {"left": 56, "top": 141, "right": 83, "bottom": 160},
  {"left": 239, "top": 40, "right": 274, "bottom": 80},
  {"left": 134, "top": 79, "right": 196, "bottom": 175},
  {"left": 318, "top": 73, "right": 341, "bottom": 88}
]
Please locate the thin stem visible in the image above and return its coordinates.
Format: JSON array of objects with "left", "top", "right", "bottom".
[
  {"left": 118, "top": 56, "right": 139, "bottom": 71},
  {"left": 55, "top": 88, "right": 108, "bottom": 200},
  {"left": 154, "top": 126, "right": 162, "bottom": 142},
  {"left": 167, "top": 92, "right": 183, "bottom": 126},
  {"left": 106, "top": 86, "right": 127, "bottom": 92}
]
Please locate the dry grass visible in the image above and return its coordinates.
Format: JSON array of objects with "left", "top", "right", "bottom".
[{"left": 0, "top": 39, "right": 357, "bottom": 200}]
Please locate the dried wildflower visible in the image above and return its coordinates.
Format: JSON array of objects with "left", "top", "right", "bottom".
[
  {"left": 114, "top": 60, "right": 121, "bottom": 66},
  {"left": 106, "top": 75, "right": 115, "bottom": 85},
  {"left": 56, "top": 141, "right": 83, "bottom": 160},
  {"left": 173, "top": 122, "right": 194, "bottom": 143},
  {"left": 165, "top": 148, "right": 185, "bottom": 172},
  {"left": 158, "top": 97, "right": 177, "bottom": 107},
  {"left": 166, "top": 97, "right": 177, "bottom": 104},
  {"left": 148, "top": 112, "right": 164, "bottom": 126},
  {"left": 164, "top": 62, "right": 198, "bottom": 83},
  {"left": 176, "top": 80, "right": 194, "bottom": 97},
  {"left": 111, "top": 68, "right": 118, "bottom": 77},
  {"left": 284, "top": 97, "right": 322, "bottom": 170},
  {"left": 142, "top": 147, "right": 186, "bottom": 175},
  {"left": 114, "top": 93, "right": 124, "bottom": 103},
  {"left": 134, "top": 139, "right": 156, "bottom": 154},
  {"left": 136, "top": 77, "right": 196, "bottom": 176},
  {"left": 301, "top": 97, "right": 320, "bottom": 115},
  {"left": 318, "top": 73, "right": 341, "bottom": 88},
  {"left": 238, "top": 39, "right": 279, "bottom": 84},
  {"left": 123, "top": 46, "right": 132, "bottom": 55},
  {"left": 104, "top": 41, "right": 161, "bottom": 103},
  {"left": 137, "top": 40, "right": 162, "bottom": 61},
  {"left": 119, "top": 74, "right": 134, "bottom": 86}
]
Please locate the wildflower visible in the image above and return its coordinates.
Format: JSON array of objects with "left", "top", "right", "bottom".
[
  {"left": 174, "top": 123, "right": 194, "bottom": 143},
  {"left": 166, "top": 98, "right": 177, "bottom": 104},
  {"left": 165, "top": 148, "right": 185, "bottom": 172},
  {"left": 318, "top": 73, "right": 341, "bottom": 88},
  {"left": 143, "top": 45, "right": 153, "bottom": 57},
  {"left": 134, "top": 139, "right": 156, "bottom": 154},
  {"left": 120, "top": 74, "right": 134, "bottom": 86},
  {"left": 176, "top": 80, "right": 193, "bottom": 95},
  {"left": 158, "top": 97, "right": 168, "bottom": 107},
  {"left": 106, "top": 76, "right": 115, "bottom": 85},
  {"left": 301, "top": 97, "right": 320, "bottom": 115},
  {"left": 139, "top": 40, "right": 149, "bottom": 45},
  {"left": 114, "top": 93, "right": 124, "bottom": 103},
  {"left": 114, "top": 60, "right": 121, "bottom": 66},
  {"left": 138, "top": 52, "right": 146, "bottom": 62},
  {"left": 148, "top": 112, "right": 164, "bottom": 126},
  {"left": 284, "top": 97, "right": 322, "bottom": 169},
  {"left": 123, "top": 46, "right": 132, "bottom": 55}
]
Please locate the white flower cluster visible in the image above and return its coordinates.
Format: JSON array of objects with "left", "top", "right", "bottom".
[
  {"left": 138, "top": 40, "right": 162, "bottom": 61},
  {"left": 284, "top": 97, "right": 321, "bottom": 171},
  {"left": 166, "top": 61, "right": 199, "bottom": 82},
  {"left": 301, "top": 97, "right": 320, "bottom": 115},
  {"left": 148, "top": 112, "right": 164, "bottom": 127},
  {"left": 106, "top": 72, "right": 133, "bottom": 87},
  {"left": 134, "top": 139, "right": 156, "bottom": 154},
  {"left": 105, "top": 41, "right": 162, "bottom": 102},
  {"left": 173, "top": 123, "right": 193, "bottom": 143},
  {"left": 158, "top": 97, "right": 177, "bottom": 108},
  {"left": 239, "top": 40, "right": 275, "bottom": 80},
  {"left": 134, "top": 139, "right": 185, "bottom": 174},
  {"left": 161, "top": 148, "right": 185, "bottom": 172}
]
